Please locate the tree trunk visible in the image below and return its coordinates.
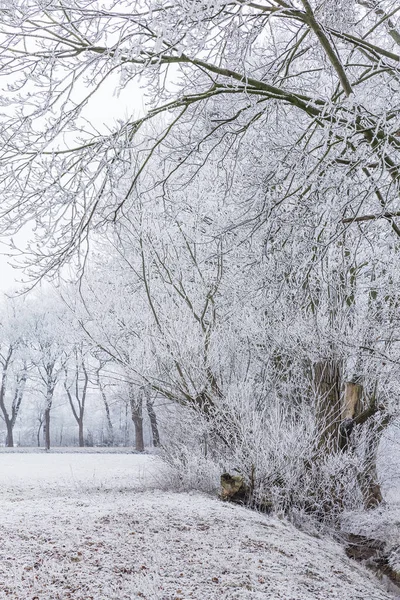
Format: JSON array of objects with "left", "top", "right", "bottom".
[
  {"left": 64, "top": 368, "right": 87, "bottom": 448},
  {"left": 314, "top": 359, "right": 342, "bottom": 451},
  {"left": 43, "top": 407, "right": 51, "bottom": 451},
  {"left": 37, "top": 418, "right": 43, "bottom": 447},
  {"left": 124, "top": 403, "right": 129, "bottom": 447},
  {"left": 358, "top": 418, "right": 387, "bottom": 509},
  {"left": 78, "top": 418, "right": 84, "bottom": 447},
  {"left": 104, "top": 408, "right": 114, "bottom": 446},
  {"left": 0, "top": 346, "right": 14, "bottom": 447},
  {"left": 339, "top": 381, "right": 363, "bottom": 451},
  {"left": 145, "top": 391, "right": 160, "bottom": 447},
  {"left": 4, "top": 372, "right": 27, "bottom": 448},
  {"left": 129, "top": 384, "right": 144, "bottom": 452},
  {"left": 340, "top": 380, "right": 385, "bottom": 508},
  {"left": 5, "top": 420, "right": 13, "bottom": 448},
  {"left": 132, "top": 416, "right": 145, "bottom": 452},
  {"left": 43, "top": 379, "right": 56, "bottom": 451},
  {"left": 97, "top": 372, "right": 114, "bottom": 445}
]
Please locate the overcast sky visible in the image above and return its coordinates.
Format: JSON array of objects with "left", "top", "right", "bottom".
[{"left": 0, "top": 73, "right": 145, "bottom": 292}]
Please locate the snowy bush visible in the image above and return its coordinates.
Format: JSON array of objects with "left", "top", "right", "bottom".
[
  {"left": 160, "top": 390, "right": 364, "bottom": 527},
  {"left": 159, "top": 406, "right": 222, "bottom": 493}
]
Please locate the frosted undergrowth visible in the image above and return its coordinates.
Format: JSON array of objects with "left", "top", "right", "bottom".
[{"left": 0, "top": 452, "right": 393, "bottom": 599}]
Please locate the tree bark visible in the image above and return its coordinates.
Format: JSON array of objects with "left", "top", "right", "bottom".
[
  {"left": 132, "top": 416, "right": 145, "bottom": 452},
  {"left": 314, "top": 359, "right": 342, "bottom": 451},
  {"left": 5, "top": 420, "right": 13, "bottom": 447},
  {"left": 43, "top": 407, "right": 51, "bottom": 451},
  {"left": 0, "top": 346, "right": 14, "bottom": 447},
  {"left": 40, "top": 360, "right": 58, "bottom": 452},
  {"left": 358, "top": 417, "right": 389, "bottom": 509},
  {"left": 338, "top": 378, "right": 385, "bottom": 508},
  {"left": 339, "top": 381, "right": 363, "bottom": 451},
  {"left": 4, "top": 368, "right": 28, "bottom": 447},
  {"left": 129, "top": 384, "right": 144, "bottom": 452},
  {"left": 145, "top": 389, "right": 160, "bottom": 447},
  {"left": 78, "top": 419, "right": 84, "bottom": 447},
  {"left": 97, "top": 369, "right": 114, "bottom": 445},
  {"left": 342, "top": 382, "right": 363, "bottom": 419},
  {"left": 37, "top": 419, "right": 43, "bottom": 447}
]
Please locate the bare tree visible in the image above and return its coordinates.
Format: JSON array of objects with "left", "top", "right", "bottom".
[
  {"left": 64, "top": 344, "right": 89, "bottom": 447},
  {"left": 0, "top": 300, "right": 30, "bottom": 447},
  {"left": 29, "top": 301, "right": 68, "bottom": 450},
  {"left": 128, "top": 383, "right": 144, "bottom": 453},
  {"left": 144, "top": 387, "right": 160, "bottom": 448},
  {"left": 0, "top": 347, "right": 27, "bottom": 447},
  {"left": 95, "top": 361, "right": 114, "bottom": 446}
]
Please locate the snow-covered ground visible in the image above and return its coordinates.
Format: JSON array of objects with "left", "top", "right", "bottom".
[
  {"left": 0, "top": 452, "right": 394, "bottom": 599},
  {"left": 0, "top": 451, "right": 160, "bottom": 492}
]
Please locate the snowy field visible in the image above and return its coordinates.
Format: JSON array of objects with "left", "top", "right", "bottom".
[
  {"left": 0, "top": 452, "right": 395, "bottom": 600},
  {"left": 0, "top": 451, "right": 159, "bottom": 492}
]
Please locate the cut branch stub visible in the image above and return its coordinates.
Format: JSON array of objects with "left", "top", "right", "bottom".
[
  {"left": 220, "top": 473, "right": 248, "bottom": 503},
  {"left": 338, "top": 381, "right": 363, "bottom": 451},
  {"left": 314, "top": 359, "right": 342, "bottom": 451},
  {"left": 342, "top": 381, "right": 363, "bottom": 420}
]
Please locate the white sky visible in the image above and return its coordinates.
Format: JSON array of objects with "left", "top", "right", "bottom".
[
  {"left": 0, "top": 256, "right": 18, "bottom": 291},
  {"left": 0, "top": 74, "right": 146, "bottom": 292}
]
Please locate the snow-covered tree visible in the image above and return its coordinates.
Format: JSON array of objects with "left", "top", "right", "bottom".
[
  {"left": 0, "top": 299, "right": 29, "bottom": 447},
  {"left": 0, "top": 1, "right": 398, "bottom": 276},
  {"left": 28, "top": 298, "right": 68, "bottom": 450}
]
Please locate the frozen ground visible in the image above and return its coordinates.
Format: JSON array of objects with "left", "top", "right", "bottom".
[
  {"left": 0, "top": 451, "right": 159, "bottom": 492},
  {"left": 0, "top": 452, "right": 394, "bottom": 600}
]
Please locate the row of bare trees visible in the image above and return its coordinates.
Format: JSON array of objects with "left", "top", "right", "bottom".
[{"left": 0, "top": 297, "right": 161, "bottom": 451}]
